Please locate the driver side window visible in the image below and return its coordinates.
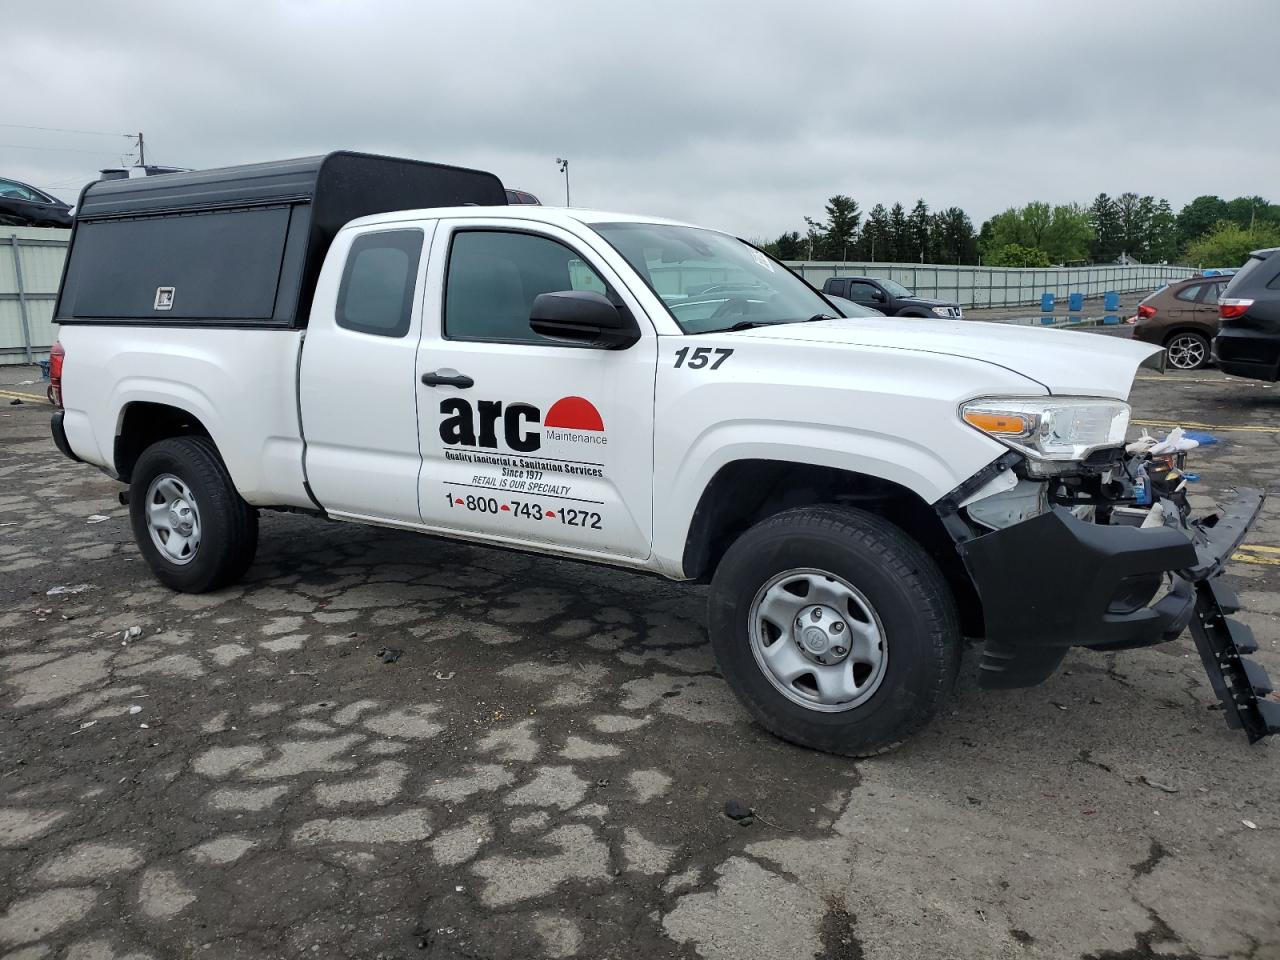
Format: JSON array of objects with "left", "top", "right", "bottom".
[
  {"left": 444, "top": 229, "right": 610, "bottom": 344},
  {"left": 847, "top": 281, "right": 880, "bottom": 301}
]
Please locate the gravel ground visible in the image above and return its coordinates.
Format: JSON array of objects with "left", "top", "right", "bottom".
[{"left": 0, "top": 361, "right": 1277, "bottom": 960}]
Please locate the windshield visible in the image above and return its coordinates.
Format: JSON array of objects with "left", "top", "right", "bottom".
[
  {"left": 593, "top": 222, "right": 835, "bottom": 333},
  {"left": 878, "top": 278, "right": 913, "bottom": 298}
]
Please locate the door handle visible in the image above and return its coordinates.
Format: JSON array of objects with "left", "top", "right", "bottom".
[{"left": 421, "top": 369, "right": 474, "bottom": 389}]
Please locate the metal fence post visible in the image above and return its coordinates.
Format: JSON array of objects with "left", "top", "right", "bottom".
[{"left": 9, "top": 235, "right": 34, "bottom": 363}]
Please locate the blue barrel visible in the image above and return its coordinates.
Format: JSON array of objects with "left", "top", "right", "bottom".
[
  {"left": 1068, "top": 292, "right": 1084, "bottom": 312},
  {"left": 1104, "top": 291, "right": 1120, "bottom": 312},
  {"left": 1040, "top": 293, "right": 1055, "bottom": 312},
  {"left": 1103, "top": 315, "right": 1120, "bottom": 325}
]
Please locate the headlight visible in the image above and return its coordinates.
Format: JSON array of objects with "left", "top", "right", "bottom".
[
  {"left": 931, "top": 306, "right": 952, "bottom": 317},
  {"left": 960, "top": 397, "right": 1130, "bottom": 464}
]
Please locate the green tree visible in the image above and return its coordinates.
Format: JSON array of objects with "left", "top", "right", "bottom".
[
  {"left": 1088, "top": 193, "right": 1122, "bottom": 262},
  {"left": 861, "top": 203, "right": 891, "bottom": 262},
  {"left": 978, "top": 208, "right": 1027, "bottom": 258},
  {"left": 1185, "top": 220, "right": 1280, "bottom": 267},
  {"left": 774, "top": 231, "right": 802, "bottom": 260},
  {"left": 906, "top": 199, "right": 930, "bottom": 263},
  {"left": 933, "top": 207, "right": 977, "bottom": 264},
  {"left": 1114, "top": 193, "right": 1153, "bottom": 260},
  {"left": 1042, "top": 204, "right": 1092, "bottom": 263},
  {"left": 1021, "top": 201, "right": 1052, "bottom": 248},
  {"left": 1147, "top": 199, "right": 1178, "bottom": 262},
  {"left": 821, "top": 195, "right": 861, "bottom": 262},
  {"left": 1223, "top": 196, "right": 1268, "bottom": 231},
  {"left": 1176, "top": 195, "right": 1227, "bottom": 248},
  {"left": 887, "top": 202, "right": 908, "bottom": 262},
  {"left": 986, "top": 243, "right": 1051, "bottom": 268}
]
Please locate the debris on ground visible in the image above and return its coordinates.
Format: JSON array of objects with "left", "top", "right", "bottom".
[
  {"left": 46, "top": 584, "right": 92, "bottom": 596},
  {"left": 433, "top": 670, "right": 455, "bottom": 681},
  {"left": 377, "top": 647, "right": 403, "bottom": 664},
  {"left": 1242, "top": 819, "right": 1258, "bottom": 830},
  {"left": 128, "top": 705, "right": 142, "bottom": 715},
  {"left": 724, "top": 799, "right": 754, "bottom": 825},
  {"left": 121, "top": 625, "right": 142, "bottom": 643},
  {"left": 86, "top": 514, "right": 111, "bottom": 524},
  {"left": 1139, "top": 775, "right": 1179, "bottom": 794},
  {"left": 9, "top": 399, "right": 21, "bottom": 406}
]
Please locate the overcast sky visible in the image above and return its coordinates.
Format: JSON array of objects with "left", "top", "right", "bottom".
[{"left": 5, "top": 1, "right": 1276, "bottom": 238}]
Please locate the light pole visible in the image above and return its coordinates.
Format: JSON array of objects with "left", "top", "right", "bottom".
[{"left": 556, "top": 158, "right": 570, "bottom": 207}]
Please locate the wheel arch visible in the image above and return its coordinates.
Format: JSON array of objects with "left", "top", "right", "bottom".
[
  {"left": 1161, "top": 325, "right": 1213, "bottom": 345},
  {"left": 680, "top": 458, "right": 983, "bottom": 635},
  {"left": 114, "top": 401, "right": 214, "bottom": 484}
]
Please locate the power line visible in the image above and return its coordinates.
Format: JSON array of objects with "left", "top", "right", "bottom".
[
  {"left": 0, "top": 143, "right": 128, "bottom": 156},
  {"left": 0, "top": 122, "right": 129, "bottom": 138}
]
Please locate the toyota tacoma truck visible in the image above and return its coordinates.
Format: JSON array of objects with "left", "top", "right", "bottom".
[{"left": 47, "top": 152, "right": 1277, "bottom": 756}]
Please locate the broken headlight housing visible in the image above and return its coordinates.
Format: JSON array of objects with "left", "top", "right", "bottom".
[{"left": 960, "top": 397, "right": 1130, "bottom": 476}]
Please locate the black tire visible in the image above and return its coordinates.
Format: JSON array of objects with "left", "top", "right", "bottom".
[
  {"left": 1163, "top": 330, "right": 1210, "bottom": 371},
  {"left": 708, "top": 505, "right": 960, "bottom": 756},
  {"left": 128, "top": 436, "right": 258, "bottom": 593}
]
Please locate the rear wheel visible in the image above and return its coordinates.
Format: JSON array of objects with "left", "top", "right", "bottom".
[
  {"left": 129, "top": 436, "right": 258, "bottom": 592},
  {"left": 708, "top": 505, "right": 960, "bottom": 756},
  {"left": 1165, "top": 331, "right": 1210, "bottom": 370}
]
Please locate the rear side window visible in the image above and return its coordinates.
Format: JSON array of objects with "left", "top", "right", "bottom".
[
  {"left": 1174, "top": 283, "right": 1204, "bottom": 302},
  {"left": 444, "top": 229, "right": 609, "bottom": 344},
  {"left": 337, "top": 230, "right": 424, "bottom": 338},
  {"left": 1223, "top": 255, "right": 1265, "bottom": 295}
]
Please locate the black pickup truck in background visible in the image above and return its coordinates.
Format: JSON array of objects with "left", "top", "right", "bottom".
[{"left": 821, "top": 275, "right": 963, "bottom": 319}]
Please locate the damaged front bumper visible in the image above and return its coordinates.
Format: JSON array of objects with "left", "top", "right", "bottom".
[{"left": 944, "top": 464, "right": 1278, "bottom": 743}]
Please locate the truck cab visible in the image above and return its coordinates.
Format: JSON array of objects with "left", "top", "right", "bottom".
[{"left": 47, "top": 153, "right": 1276, "bottom": 756}]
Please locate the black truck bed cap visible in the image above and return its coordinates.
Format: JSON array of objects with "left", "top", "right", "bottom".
[{"left": 59, "top": 151, "right": 507, "bottom": 328}]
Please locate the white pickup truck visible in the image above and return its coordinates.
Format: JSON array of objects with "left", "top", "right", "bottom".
[{"left": 48, "top": 152, "right": 1276, "bottom": 755}]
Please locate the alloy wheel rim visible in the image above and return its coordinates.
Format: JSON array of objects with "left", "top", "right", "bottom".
[
  {"left": 145, "top": 473, "right": 201, "bottom": 565},
  {"left": 1167, "top": 335, "right": 1206, "bottom": 369},
  {"left": 748, "top": 567, "right": 888, "bottom": 713}
]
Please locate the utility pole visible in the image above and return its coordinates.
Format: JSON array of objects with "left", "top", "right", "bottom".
[
  {"left": 556, "top": 157, "right": 570, "bottom": 206},
  {"left": 131, "top": 131, "right": 146, "bottom": 167}
]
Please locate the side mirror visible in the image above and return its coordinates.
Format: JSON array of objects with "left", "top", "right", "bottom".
[
  {"left": 530, "top": 290, "right": 640, "bottom": 349},
  {"left": 871, "top": 289, "right": 887, "bottom": 302}
]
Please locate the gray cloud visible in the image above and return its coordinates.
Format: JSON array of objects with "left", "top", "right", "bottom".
[{"left": 5, "top": 1, "right": 1276, "bottom": 238}]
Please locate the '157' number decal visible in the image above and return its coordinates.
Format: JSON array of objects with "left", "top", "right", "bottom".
[{"left": 674, "top": 347, "right": 733, "bottom": 370}]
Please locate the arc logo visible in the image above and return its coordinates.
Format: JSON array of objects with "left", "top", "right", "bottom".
[{"left": 439, "top": 396, "right": 604, "bottom": 453}]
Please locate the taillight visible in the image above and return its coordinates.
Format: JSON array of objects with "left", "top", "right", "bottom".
[
  {"left": 1136, "top": 304, "right": 1156, "bottom": 319},
  {"left": 1219, "top": 298, "right": 1254, "bottom": 320},
  {"left": 49, "top": 341, "right": 64, "bottom": 408}
]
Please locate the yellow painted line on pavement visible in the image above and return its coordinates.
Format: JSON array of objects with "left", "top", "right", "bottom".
[
  {"left": 1233, "top": 551, "right": 1280, "bottom": 567},
  {"left": 1132, "top": 418, "right": 1280, "bottom": 434},
  {"left": 1242, "top": 544, "right": 1280, "bottom": 554},
  {"left": 0, "top": 388, "right": 50, "bottom": 405}
]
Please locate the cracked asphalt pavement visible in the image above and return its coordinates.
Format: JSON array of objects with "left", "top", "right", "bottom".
[{"left": 1, "top": 362, "right": 1278, "bottom": 960}]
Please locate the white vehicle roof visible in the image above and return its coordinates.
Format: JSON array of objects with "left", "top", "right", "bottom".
[{"left": 345, "top": 205, "right": 703, "bottom": 232}]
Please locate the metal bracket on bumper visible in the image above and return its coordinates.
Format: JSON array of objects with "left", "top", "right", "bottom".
[{"left": 1181, "top": 492, "right": 1280, "bottom": 742}]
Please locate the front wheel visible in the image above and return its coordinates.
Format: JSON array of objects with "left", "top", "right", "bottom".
[
  {"left": 1164, "top": 331, "right": 1210, "bottom": 370},
  {"left": 708, "top": 505, "right": 960, "bottom": 756},
  {"left": 129, "top": 436, "right": 258, "bottom": 592}
]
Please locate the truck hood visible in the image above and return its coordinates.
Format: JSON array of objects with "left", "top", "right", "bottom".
[
  {"left": 898, "top": 296, "right": 953, "bottom": 308},
  {"left": 730, "top": 317, "right": 1161, "bottom": 399}
]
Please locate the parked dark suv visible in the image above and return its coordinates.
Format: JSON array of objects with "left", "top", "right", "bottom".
[
  {"left": 0, "top": 177, "right": 72, "bottom": 228},
  {"left": 821, "top": 276, "right": 962, "bottom": 318},
  {"left": 1213, "top": 248, "right": 1280, "bottom": 381}
]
